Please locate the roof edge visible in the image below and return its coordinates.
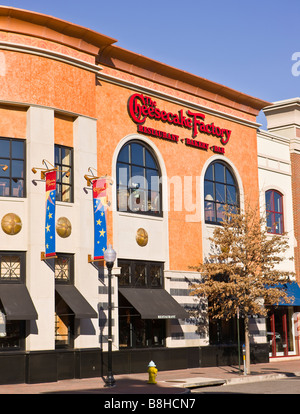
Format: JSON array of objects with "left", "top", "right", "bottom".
[
  {"left": 99, "top": 44, "right": 271, "bottom": 114},
  {"left": 0, "top": 6, "right": 271, "bottom": 114},
  {"left": 0, "top": 6, "right": 117, "bottom": 51}
]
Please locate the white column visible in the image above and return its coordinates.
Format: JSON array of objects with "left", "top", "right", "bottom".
[
  {"left": 73, "top": 115, "right": 99, "bottom": 348},
  {"left": 26, "top": 106, "right": 55, "bottom": 351}
]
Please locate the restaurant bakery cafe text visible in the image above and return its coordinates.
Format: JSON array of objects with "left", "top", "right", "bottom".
[{"left": 128, "top": 93, "right": 232, "bottom": 154}]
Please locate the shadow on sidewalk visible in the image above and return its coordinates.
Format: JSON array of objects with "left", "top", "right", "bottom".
[{"left": 41, "top": 377, "right": 187, "bottom": 394}]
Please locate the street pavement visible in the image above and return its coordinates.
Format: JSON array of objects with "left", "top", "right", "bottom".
[{"left": 1, "top": 357, "right": 300, "bottom": 394}]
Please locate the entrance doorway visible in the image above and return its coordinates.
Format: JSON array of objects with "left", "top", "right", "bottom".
[{"left": 267, "top": 306, "right": 300, "bottom": 357}]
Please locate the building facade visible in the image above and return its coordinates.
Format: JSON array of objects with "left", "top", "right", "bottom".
[
  {"left": 257, "top": 99, "right": 300, "bottom": 358},
  {"left": 0, "top": 7, "right": 294, "bottom": 384}
]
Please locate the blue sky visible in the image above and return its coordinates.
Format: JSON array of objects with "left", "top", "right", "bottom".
[{"left": 1, "top": 0, "right": 300, "bottom": 128}]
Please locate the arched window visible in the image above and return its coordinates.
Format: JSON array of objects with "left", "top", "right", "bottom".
[
  {"left": 116, "top": 141, "right": 162, "bottom": 216},
  {"left": 204, "top": 161, "right": 239, "bottom": 224},
  {"left": 265, "top": 190, "right": 284, "bottom": 234}
]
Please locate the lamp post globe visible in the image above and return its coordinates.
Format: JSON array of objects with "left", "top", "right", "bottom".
[{"left": 104, "top": 244, "right": 117, "bottom": 268}]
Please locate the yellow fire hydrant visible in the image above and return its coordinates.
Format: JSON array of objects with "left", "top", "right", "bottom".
[{"left": 147, "top": 360, "right": 158, "bottom": 384}]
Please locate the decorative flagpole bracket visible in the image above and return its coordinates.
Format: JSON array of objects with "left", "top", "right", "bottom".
[
  {"left": 32, "top": 159, "right": 70, "bottom": 181},
  {"left": 31, "top": 159, "right": 56, "bottom": 180},
  {"left": 84, "top": 168, "right": 113, "bottom": 187},
  {"left": 88, "top": 254, "right": 104, "bottom": 263},
  {"left": 41, "top": 252, "right": 57, "bottom": 261}
]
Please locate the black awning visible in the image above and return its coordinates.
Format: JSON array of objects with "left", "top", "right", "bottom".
[
  {"left": 0, "top": 284, "right": 38, "bottom": 320},
  {"left": 55, "top": 285, "right": 98, "bottom": 319},
  {"left": 119, "top": 288, "right": 189, "bottom": 320}
]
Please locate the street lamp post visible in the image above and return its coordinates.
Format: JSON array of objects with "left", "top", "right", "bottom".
[{"left": 104, "top": 244, "right": 117, "bottom": 387}]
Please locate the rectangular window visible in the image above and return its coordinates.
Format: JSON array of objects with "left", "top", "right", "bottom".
[
  {"left": 265, "top": 190, "right": 284, "bottom": 234},
  {"left": 55, "top": 254, "right": 74, "bottom": 348},
  {"left": 54, "top": 145, "right": 73, "bottom": 203},
  {"left": 0, "top": 138, "right": 25, "bottom": 197},
  {"left": 0, "top": 306, "right": 24, "bottom": 350},
  {"left": 118, "top": 260, "right": 163, "bottom": 288},
  {"left": 0, "top": 252, "right": 24, "bottom": 283},
  {"left": 55, "top": 255, "right": 73, "bottom": 283},
  {"left": 0, "top": 252, "right": 26, "bottom": 350}
]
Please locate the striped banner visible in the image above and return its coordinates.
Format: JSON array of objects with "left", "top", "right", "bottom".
[
  {"left": 45, "top": 170, "right": 56, "bottom": 258},
  {"left": 93, "top": 179, "right": 108, "bottom": 260}
]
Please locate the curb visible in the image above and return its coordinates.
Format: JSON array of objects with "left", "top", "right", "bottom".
[
  {"left": 225, "top": 371, "right": 300, "bottom": 385},
  {"left": 164, "top": 377, "right": 226, "bottom": 389},
  {"left": 167, "top": 370, "right": 300, "bottom": 390}
]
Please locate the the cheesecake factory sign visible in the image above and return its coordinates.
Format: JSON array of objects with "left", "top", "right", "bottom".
[{"left": 128, "top": 93, "right": 232, "bottom": 154}]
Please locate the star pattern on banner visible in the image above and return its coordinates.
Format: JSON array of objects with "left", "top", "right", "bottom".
[
  {"left": 93, "top": 180, "right": 107, "bottom": 260},
  {"left": 45, "top": 170, "right": 56, "bottom": 258}
]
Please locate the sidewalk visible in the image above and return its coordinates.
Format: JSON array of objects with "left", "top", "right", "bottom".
[{"left": 1, "top": 358, "right": 300, "bottom": 394}]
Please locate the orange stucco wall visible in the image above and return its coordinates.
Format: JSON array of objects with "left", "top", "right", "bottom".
[
  {"left": 0, "top": 105, "right": 27, "bottom": 138},
  {"left": 0, "top": 50, "right": 96, "bottom": 118},
  {"left": 0, "top": 30, "right": 96, "bottom": 64},
  {"left": 101, "top": 66, "right": 257, "bottom": 123},
  {"left": 54, "top": 113, "right": 74, "bottom": 147},
  {"left": 96, "top": 80, "right": 260, "bottom": 271}
]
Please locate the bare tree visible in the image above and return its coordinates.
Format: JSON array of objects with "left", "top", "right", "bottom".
[{"left": 190, "top": 203, "right": 295, "bottom": 374}]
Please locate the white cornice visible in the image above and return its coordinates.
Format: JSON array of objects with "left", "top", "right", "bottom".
[
  {"left": 0, "top": 99, "right": 97, "bottom": 120},
  {"left": 257, "top": 163, "right": 291, "bottom": 176},
  {"left": 290, "top": 137, "right": 300, "bottom": 154},
  {"left": 257, "top": 129, "right": 290, "bottom": 144},
  {"left": 258, "top": 128, "right": 300, "bottom": 155},
  {"left": 257, "top": 152, "right": 291, "bottom": 166},
  {"left": 0, "top": 41, "right": 102, "bottom": 73},
  {"left": 263, "top": 98, "right": 300, "bottom": 113},
  {"left": 97, "top": 72, "right": 261, "bottom": 130}
]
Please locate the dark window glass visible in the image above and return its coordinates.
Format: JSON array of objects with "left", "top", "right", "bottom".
[
  {"left": 209, "top": 315, "right": 245, "bottom": 345},
  {"left": 54, "top": 254, "right": 74, "bottom": 284},
  {"left": 55, "top": 256, "right": 71, "bottom": 282},
  {"left": 0, "top": 255, "right": 21, "bottom": 281},
  {"left": 0, "top": 252, "right": 26, "bottom": 351},
  {"left": 54, "top": 145, "right": 73, "bottom": 203},
  {"left": 0, "top": 306, "right": 24, "bottom": 350},
  {"left": 131, "top": 143, "right": 144, "bottom": 166},
  {"left": 118, "top": 145, "right": 129, "bottom": 163},
  {"left": 0, "top": 140, "right": 9, "bottom": 157},
  {"left": 118, "top": 260, "right": 163, "bottom": 288},
  {"left": 118, "top": 260, "right": 165, "bottom": 349},
  {"left": 119, "top": 262, "right": 130, "bottom": 286},
  {"left": 149, "top": 264, "right": 163, "bottom": 287},
  {"left": 226, "top": 169, "right": 235, "bottom": 185},
  {"left": 0, "top": 252, "right": 25, "bottom": 283},
  {"left": 204, "top": 161, "right": 239, "bottom": 225},
  {"left": 117, "top": 141, "right": 162, "bottom": 215},
  {"left": 134, "top": 264, "right": 147, "bottom": 287},
  {"left": 145, "top": 149, "right": 156, "bottom": 168},
  {"left": 118, "top": 293, "right": 165, "bottom": 348},
  {"left": 0, "top": 138, "right": 25, "bottom": 198},
  {"left": 265, "top": 190, "right": 284, "bottom": 234},
  {"left": 215, "top": 163, "right": 225, "bottom": 183},
  {"left": 227, "top": 185, "right": 237, "bottom": 205}
]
